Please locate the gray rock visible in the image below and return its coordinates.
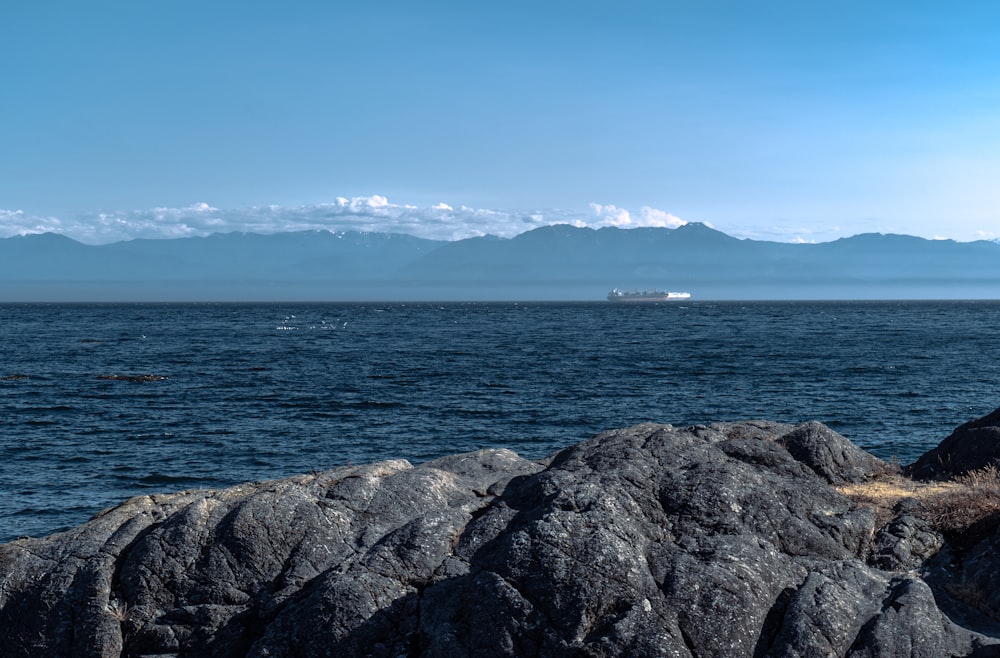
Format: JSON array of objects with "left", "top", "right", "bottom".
[
  {"left": 909, "top": 406, "right": 1000, "bottom": 479},
  {"left": 1, "top": 421, "right": 998, "bottom": 657},
  {"left": 759, "top": 566, "right": 982, "bottom": 658},
  {"left": 871, "top": 515, "right": 944, "bottom": 572},
  {"left": 844, "top": 577, "right": 979, "bottom": 658},
  {"left": 777, "top": 421, "right": 887, "bottom": 484}
]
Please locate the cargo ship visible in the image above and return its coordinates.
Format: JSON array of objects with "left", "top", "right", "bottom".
[{"left": 607, "top": 288, "right": 691, "bottom": 302}]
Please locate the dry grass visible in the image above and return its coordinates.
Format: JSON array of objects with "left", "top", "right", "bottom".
[
  {"left": 925, "top": 465, "right": 1000, "bottom": 536},
  {"left": 836, "top": 465, "right": 1000, "bottom": 536},
  {"left": 836, "top": 475, "right": 961, "bottom": 529},
  {"left": 840, "top": 465, "right": 1000, "bottom": 620},
  {"left": 106, "top": 599, "right": 133, "bottom": 623},
  {"left": 958, "top": 464, "right": 1000, "bottom": 494},
  {"left": 836, "top": 476, "right": 958, "bottom": 507}
]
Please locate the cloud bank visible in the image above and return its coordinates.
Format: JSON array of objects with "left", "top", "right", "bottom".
[
  {"left": 0, "top": 197, "right": 690, "bottom": 245},
  {"left": 587, "top": 203, "right": 687, "bottom": 229}
]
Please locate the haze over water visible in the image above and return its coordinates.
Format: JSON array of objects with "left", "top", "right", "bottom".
[{"left": 2, "top": 300, "right": 998, "bottom": 542}]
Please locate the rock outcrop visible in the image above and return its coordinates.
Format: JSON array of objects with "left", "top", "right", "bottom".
[
  {"left": 909, "top": 407, "right": 1000, "bottom": 479},
  {"left": 2, "top": 418, "right": 1000, "bottom": 657}
]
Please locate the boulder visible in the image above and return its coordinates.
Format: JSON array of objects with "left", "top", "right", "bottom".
[
  {"left": 909, "top": 407, "right": 1000, "bottom": 479},
  {"left": 777, "top": 420, "right": 887, "bottom": 484},
  {"left": 1, "top": 420, "right": 998, "bottom": 657},
  {"left": 871, "top": 514, "right": 944, "bottom": 572}
]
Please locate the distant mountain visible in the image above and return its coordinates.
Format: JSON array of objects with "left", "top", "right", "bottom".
[
  {"left": 401, "top": 223, "right": 1000, "bottom": 298},
  {"left": 1, "top": 224, "right": 999, "bottom": 301},
  {"left": 0, "top": 230, "right": 445, "bottom": 301}
]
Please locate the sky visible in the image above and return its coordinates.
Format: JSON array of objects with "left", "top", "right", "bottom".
[{"left": 3, "top": 0, "right": 1000, "bottom": 245}]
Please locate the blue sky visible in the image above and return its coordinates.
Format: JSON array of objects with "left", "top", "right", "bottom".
[{"left": 3, "top": 1, "right": 1000, "bottom": 244}]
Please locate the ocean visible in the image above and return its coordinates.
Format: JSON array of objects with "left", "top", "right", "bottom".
[{"left": 2, "top": 300, "right": 999, "bottom": 542}]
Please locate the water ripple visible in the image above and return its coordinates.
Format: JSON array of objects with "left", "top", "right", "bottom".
[{"left": 3, "top": 300, "right": 1000, "bottom": 541}]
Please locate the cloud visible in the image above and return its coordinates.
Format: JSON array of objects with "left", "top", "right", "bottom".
[
  {"left": 638, "top": 206, "right": 688, "bottom": 229},
  {"left": 0, "top": 208, "right": 66, "bottom": 236},
  {"left": 727, "top": 223, "right": 848, "bottom": 243},
  {"left": 589, "top": 203, "right": 633, "bottom": 227},
  {"left": 0, "top": 197, "right": 683, "bottom": 245},
  {"left": 2, "top": 197, "right": 994, "bottom": 246},
  {"left": 589, "top": 203, "right": 687, "bottom": 229},
  {"left": 334, "top": 195, "right": 390, "bottom": 211},
  {"left": 0, "top": 197, "right": 560, "bottom": 244}
]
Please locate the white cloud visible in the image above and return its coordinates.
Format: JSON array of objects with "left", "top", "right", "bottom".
[
  {"left": 0, "top": 197, "right": 566, "bottom": 244},
  {"left": 0, "top": 197, "right": 696, "bottom": 245},
  {"left": 589, "top": 203, "right": 687, "bottom": 229},
  {"left": 639, "top": 206, "right": 687, "bottom": 229},
  {"left": 589, "top": 203, "right": 634, "bottom": 227},
  {"left": 16, "top": 197, "right": 960, "bottom": 246},
  {"left": 0, "top": 208, "right": 66, "bottom": 236},
  {"left": 333, "top": 195, "right": 390, "bottom": 211}
]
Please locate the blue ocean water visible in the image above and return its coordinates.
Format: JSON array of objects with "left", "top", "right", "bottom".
[{"left": 2, "top": 301, "right": 999, "bottom": 542}]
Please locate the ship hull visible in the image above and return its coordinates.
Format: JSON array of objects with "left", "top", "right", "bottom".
[{"left": 607, "top": 289, "right": 691, "bottom": 302}]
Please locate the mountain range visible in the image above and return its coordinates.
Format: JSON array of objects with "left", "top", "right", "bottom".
[{"left": 1, "top": 223, "right": 999, "bottom": 301}]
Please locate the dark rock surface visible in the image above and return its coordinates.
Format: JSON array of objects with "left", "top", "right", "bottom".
[
  {"left": 909, "top": 407, "right": 1000, "bottom": 479},
  {"left": 776, "top": 420, "right": 887, "bottom": 484},
  {"left": 871, "top": 514, "right": 944, "bottom": 572},
  {"left": 2, "top": 419, "right": 1000, "bottom": 657}
]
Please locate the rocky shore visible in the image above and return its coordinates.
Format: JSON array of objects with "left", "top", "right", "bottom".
[{"left": 4, "top": 410, "right": 1000, "bottom": 657}]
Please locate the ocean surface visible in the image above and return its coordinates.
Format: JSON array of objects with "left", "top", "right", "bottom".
[{"left": 3, "top": 300, "right": 1000, "bottom": 543}]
